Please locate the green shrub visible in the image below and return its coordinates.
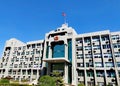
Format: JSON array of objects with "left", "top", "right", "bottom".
[
  {"left": 0, "top": 78, "right": 10, "bottom": 84},
  {"left": 78, "top": 83, "right": 85, "bottom": 86},
  {"left": 39, "top": 75, "right": 56, "bottom": 86}
]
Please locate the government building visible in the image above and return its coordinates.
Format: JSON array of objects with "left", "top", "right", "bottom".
[{"left": 0, "top": 24, "right": 120, "bottom": 86}]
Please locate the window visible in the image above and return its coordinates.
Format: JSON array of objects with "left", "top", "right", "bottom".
[
  {"left": 107, "top": 71, "right": 115, "bottom": 77},
  {"left": 87, "top": 82, "right": 94, "bottom": 86},
  {"left": 27, "top": 45, "right": 31, "bottom": 49},
  {"left": 105, "top": 62, "right": 114, "bottom": 67},
  {"left": 95, "top": 62, "right": 103, "bottom": 67},
  {"left": 96, "top": 71, "right": 104, "bottom": 77},
  {"left": 36, "top": 50, "right": 40, "bottom": 54},
  {"left": 23, "top": 46, "right": 26, "bottom": 50},
  {"left": 94, "top": 54, "right": 102, "bottom": 58},
  {"left": 92, "top": 36, "right": 100, "bottom": 42},
  {"left": 33, "top": 70, "right": 37, "bottom": 75},
  {"left": 76, "top": 39, "right": 82, "bottom": 44},
  {"left": 30, "top": 57, "right": 33, "bottom": 61},
  {"left": 114, "top": 52, "right": 120, "bottom": 58},
  {"left": 87, "top": 71, "right": 94, "bottom": 77},
  {"left": 77, "top": 63, "right": 83, "bottom": 67},
  {"left": 21, "top": 51, "right": 25, "bottom": 55},
  {"left": 93, "top": 45, "right": 101, "bottom": 50},
  {"left": 31, "top": 51, "right": 34, "bottom": 55},
  {"left": 37, "top": 43, "right": 41, "bottom": 47},
  {"left": 18, "top": 47, "right": 22, "bottom": 50},
  {"left": 52, "top": 41, "right": 65, "bottom": 58},
  {"left": 84, "top": 37, "right": 91, "bottom": 43},
  {"left": 26, "top": 51, "right": 29, "bottom": 55},
  {"left": 97, "top": 82, "right": 104, "bottom": 86},
  {"left": 14, "top": 64, "right": 18, "bottom": 68},
  {"left": 35, "top": 57, "right": 39, "bottom": 61},
  {"left": 76, "top": 46, "right": 83, "bottom": 51},
  {"left": 102, "top": 44, "right": 110, "bottom": 49},
  {"left": 86, "top": 63, "right": 89, "bottom": 67},
  {"left": 113, "top": 44, "right": 120, "bottom": 48},
  {"left": 116, "top": 62, "right": 120, "bottom": 67},
  {"left": 101, "top": 35, "right": 109, "bottom": 41},
  {"left": 14, "top": 47, "right": 17, "bottom": 51},
  {"left": 118, "top": 71, "right": 120, "bottom": 77},
  {"left": 77, "top": 54, "right": 83, "bottom": 59},
  {"left": 104, "top": 53, "right": 112, "bottom": 58},
  {"left": 16, "top": 58, "right": 19, "bottom": 62},
  {"left": 111, "top": 35, "right": 119, "bottom": 40},
  {"left": 86, "top": 62, "right": 93, "bottom": 67},
  {"left": 85, "top": 46, "right": 92, "bottom": 50},
  {"left": 85, "top": 54, "right": 92, "bottom": 58},
  {"left": 32, "top": 44, "right": 35, "bottom": 48},
  {"left": 17, "top": 52, "right": 20, "bottom": 56},
  {"left": 25, "top": 58, "right": 28, "bottom": 61},
  {"left": 78, "top": 70, "right": 84, "bottom": 76}
]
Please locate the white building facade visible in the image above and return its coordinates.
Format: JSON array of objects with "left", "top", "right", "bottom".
[{"left": 0, "top": 24, "right": 120, "bottom": 86}]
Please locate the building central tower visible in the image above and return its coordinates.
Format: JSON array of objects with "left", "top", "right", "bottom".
[{"left": 42, "top": 24, "right": 77, "bottom": 85}]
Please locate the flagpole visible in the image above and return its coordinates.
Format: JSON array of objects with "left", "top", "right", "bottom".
[
  {"left": 62, "top": 12, "right": 66, "bottom": 24},
  {"left": 64, "top": 15, "right": 66, "bottom": 24}
]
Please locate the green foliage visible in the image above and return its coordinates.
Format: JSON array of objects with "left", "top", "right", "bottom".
[
  {"left": 55, "top": 77, "right": 65, "bottom": 86},
  {"left": 9, "top": 83, "right": 31, "bottom": 86},
  {"left": 51, "top": 71, "right": 62, "bottom": 77},
  {"left": 21, "top": 79, "right": 29, "bottom": 82},
  {"left": 51, "top": 71, "right": 65, "bottom": 86},
  {"left": 0, "top": 78, "right": 10, "bottom": 84},
  {"left": 38, "top": 71, "right": 65, "bottom": 86},
  {"left": 78, "top": 83, "right": 85, "bottom": 86},
  {"left": 39, "top": 75, "right": 56, "bottom": 86},
  {"left": 0, "top": 78, "right": 32, "bottom": 86},
  {"left": 0, "top": 83, "right": 32, "bottom": 86}
]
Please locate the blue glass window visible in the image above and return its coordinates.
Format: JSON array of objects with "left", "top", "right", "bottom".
[
  {"left": 117, "top": 62, "right": 120, "bottom": 67},
  {"left": 52, "top": 43, "right": 65, "bottom": 58}
]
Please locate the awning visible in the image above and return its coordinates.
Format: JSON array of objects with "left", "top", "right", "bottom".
[{"left": 43, "top": 58, "right": 70, "bottom": 63}]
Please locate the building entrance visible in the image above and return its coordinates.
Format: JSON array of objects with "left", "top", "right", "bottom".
[{"left": 51, "top": 63, "right": 64, "bottom": 76}]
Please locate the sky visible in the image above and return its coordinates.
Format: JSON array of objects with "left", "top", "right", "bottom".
[{"left": 0, "top": 0, "right": 120, "bottom": 57}]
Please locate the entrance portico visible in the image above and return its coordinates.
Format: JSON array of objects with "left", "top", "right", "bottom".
[{"left": 43, "top": 58, "right": 70, "bottom": 83}]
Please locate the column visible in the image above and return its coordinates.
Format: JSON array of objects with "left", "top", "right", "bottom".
[
  {"left": 47, "top": 63, "right": 51, "bottom": 75},
  {"left": 64, "top": 62, "right": 68, "bottom": 84}
]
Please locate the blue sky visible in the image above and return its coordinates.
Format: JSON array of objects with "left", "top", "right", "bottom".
[{"left": 0, "top": 0, "right": 120, "bottom": 57}]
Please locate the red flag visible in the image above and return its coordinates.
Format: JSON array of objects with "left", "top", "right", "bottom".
[{"left": 62, "top": 12, "right": 66, "bottom": 16}]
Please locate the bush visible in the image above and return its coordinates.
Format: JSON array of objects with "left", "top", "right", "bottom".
[
  {"left": 0, "top": 78, "right": 10, "bottom": 84},
  {"left": 78, "top": 83, "right": 85, "bottom": 86},
  {"left": 38, "top": 75, "right": 56, "bottom": 86}
]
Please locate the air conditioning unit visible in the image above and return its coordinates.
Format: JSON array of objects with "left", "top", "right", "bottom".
[
  {"left": 108, "top": 59, "right": 112, "bottom": 61},
  {"left": 93, "top": 50, "right": 96, "bottom": 53},
  {"left": 111, "top": 79, "right": 115, "bottom": 82},
  {"left": 90, "top": 78, "right": 94, "bottom": 81},
  {"left": 117, "top": 40, "right": 120, "bottom": 43},
  {"left": 88, "top": 43, "right": 90, "bottom": 46},
  {"left": 106, "top": 41, "right": 109, "bottom": 44},
  {"left": 118, "top": 49, "right": 120, "bottom": 52},
  {"left": 93, "top": 43, "right": 95, "bottom": 45},
  {"left": 88, "top": 51, "right": 91, "bottom": 53},
  {"left": 107, "top": 50, "right": 110, "bottom": 52},
  {"left": 110, "top": 68, "right": 114, "bottom": 71}
]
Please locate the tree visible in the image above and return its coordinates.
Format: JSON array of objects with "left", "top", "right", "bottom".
[
  {"left": 38, "top": 71, "right": 65, "bottom": 86},
  {"left": 50, "top": 71, "right": 65, "bottom": 86},
  {"left": 38, "top": 75, "right": 56, "bottom": 86}
]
